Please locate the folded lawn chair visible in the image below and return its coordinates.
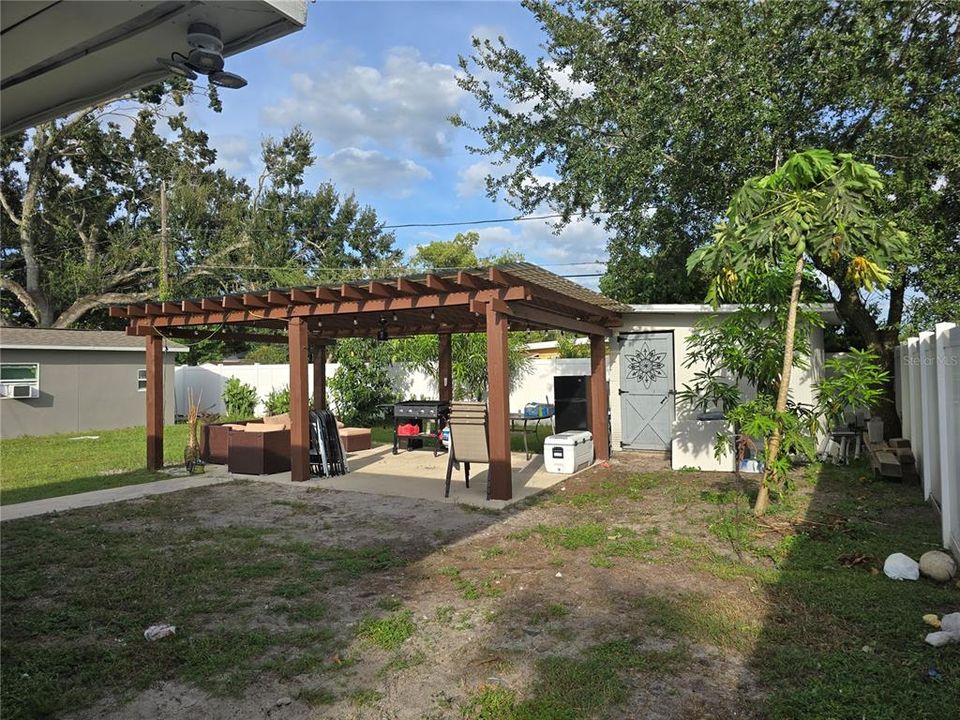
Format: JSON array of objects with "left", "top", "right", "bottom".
[
  {"left": 310, "top": 409, "right": 350, "bottom": 477},
  {"left": 444, "top": 402, "right": 490, "bottom": 498}
]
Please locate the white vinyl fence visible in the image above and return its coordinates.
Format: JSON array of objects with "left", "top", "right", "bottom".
[
  {"left": 175, "top": 357, "right": 593, "bottom": 420},
  {"left": 895, "top": 322, "right": 960, "bottom": 556}
]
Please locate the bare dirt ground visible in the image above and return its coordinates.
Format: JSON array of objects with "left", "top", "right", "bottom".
[{"left": 5, "top": 452, "right": 954, "bottom": 720}]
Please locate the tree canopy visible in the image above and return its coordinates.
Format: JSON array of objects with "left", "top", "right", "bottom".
[
  {"left": 454, "top": 0, "right": 958, "bottom": 330},
  {"left": 409, "top": 231, "right": 523, "bottom": 271},
  {"left": 0, "top": 85, "right": 400, "bottom": 329}
]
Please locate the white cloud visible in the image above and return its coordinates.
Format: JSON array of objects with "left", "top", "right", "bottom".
[
  {"left": 473, "top": 216, "right": 609, "bottom": 284},
  {"left": 457, "top": 160, "right": 496, "bottom": 197},
  {"left": 264, "top": 47, "right": 463, "bottom": 157},
  {"left": 212, "top": 135, "right": 254, "bottom": 175},
  {"left": 317, "top": 147, "right": 431, "bottom": 196},
  {"left": 456, "top": 159, "right": 555, "bottom": 199},
  {"left": 469, "top": 24, "right": 509, "bottom": 47}
]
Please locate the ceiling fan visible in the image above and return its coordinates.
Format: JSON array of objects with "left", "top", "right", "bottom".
[{"left": 157, "top": 22, "right": 247, "bottom": 89}]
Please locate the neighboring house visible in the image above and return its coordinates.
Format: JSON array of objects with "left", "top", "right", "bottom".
[
  {"left": 609, "top": 304, "right": 838, "bottom": 472},
  {"left": 522, "top": 337, "right": 591, "bottom": 358},
  {"left": 0, "top": 328, "right": 184, "bottom": 439}
]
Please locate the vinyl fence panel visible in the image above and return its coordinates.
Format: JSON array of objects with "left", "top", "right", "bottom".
[{"left": 895, "top": 323, "right": 959, "bottom": 557}]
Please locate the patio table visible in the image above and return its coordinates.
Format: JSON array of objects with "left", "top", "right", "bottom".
[{"left": 509, "top": 411, "right": 555, "bottom": 460}]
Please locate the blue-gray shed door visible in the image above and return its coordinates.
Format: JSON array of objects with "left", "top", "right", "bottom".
[{"left": 619, "top": 332, "right": 674, "bottom": 450}]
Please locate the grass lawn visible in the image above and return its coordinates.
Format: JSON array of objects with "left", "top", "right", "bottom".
[
  {"left": 2, "top": 458, "right": 956, "bottom": 719},
  {"left": 0, "top": 424, "right": 189, "bottom": 505}
]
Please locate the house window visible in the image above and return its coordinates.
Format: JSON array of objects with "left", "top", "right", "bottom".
[
  {"left": 137, "top": 368, "right": 147, "bottom": 391},
  {"left": 0, "top": 363, "right": 40, "bottom": 399}
]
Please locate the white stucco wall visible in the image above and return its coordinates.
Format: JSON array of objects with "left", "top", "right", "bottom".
[{"left": 609, "top": 307, "right": 825, "bottom": 472}]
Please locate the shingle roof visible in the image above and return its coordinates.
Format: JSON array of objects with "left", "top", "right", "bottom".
[
  {"left": 496, "top": 263, "right": 632, "bottom": 313},
  {"left": 0, "top": 327, "right": 187, "bottom": 352}
]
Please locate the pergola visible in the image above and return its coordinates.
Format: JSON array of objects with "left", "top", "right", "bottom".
[{"left": 110, "top": 263, "right": 628, "bottom": 500}]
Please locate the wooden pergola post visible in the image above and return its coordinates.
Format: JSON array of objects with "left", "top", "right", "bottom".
[
  {"left": 289, "top": 318, "right": 310, "bottom": 481},
  {"left": 145, "top": 334, "right": 164, "bottom": 470},
  {"left": 589, "top": 334, "right": 610, "bottom": 461},
  {"left": 312, "top": 341, "right": 327, "bottom": 410},
  {"left": 438, "top": 332, "right": 453, "bottom": 403},
  {"left": 485, "top": 304, "right": 512, "bottom": 500}
]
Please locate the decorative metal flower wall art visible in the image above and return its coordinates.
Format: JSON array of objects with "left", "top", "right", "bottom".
[{"left": 626, "top": 342, "right": 667, "bottom": 388}]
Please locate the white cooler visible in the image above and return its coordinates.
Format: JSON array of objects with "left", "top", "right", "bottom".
[{"left": 544, "top": 430, "right": 593, "bottom": 474}]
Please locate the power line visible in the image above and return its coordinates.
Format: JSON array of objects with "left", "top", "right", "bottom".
[{"left": 381, "top": 211, "right": 609, "bottom": 229}]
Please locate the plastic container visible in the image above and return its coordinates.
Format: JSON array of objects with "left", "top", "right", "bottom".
[
  {"left": 523, "top": 402, "right": 553, "bottom": 418},
  {"left": 544, "top": 430, "right": 593, "bottom": 474}
]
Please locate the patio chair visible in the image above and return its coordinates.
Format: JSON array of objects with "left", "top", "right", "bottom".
[{"left": 444, "top": 402, "right": 490, "bottom": 499}]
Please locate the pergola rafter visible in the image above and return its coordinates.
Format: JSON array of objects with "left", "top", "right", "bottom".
[{"left": 115, "top": 263, "right": 628, "bottom": 499}]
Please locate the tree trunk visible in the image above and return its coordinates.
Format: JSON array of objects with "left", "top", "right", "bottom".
[
  {"left": 755, "top": 254, "right": 805, "bottom": 517},
  {"left": 830, "top": 275, "right": 904, "bottom": 438}
]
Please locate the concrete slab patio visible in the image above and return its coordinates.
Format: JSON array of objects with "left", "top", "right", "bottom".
[{"left": 243, "top": 446, "right": 577, "bottom": 508}]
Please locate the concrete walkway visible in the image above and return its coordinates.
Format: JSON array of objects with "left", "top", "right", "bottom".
[{"left": 0, "top": 470, "right": 234, "bottom": 522}]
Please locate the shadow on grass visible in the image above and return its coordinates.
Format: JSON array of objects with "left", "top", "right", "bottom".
[
  {"left": 745, "top": 462, "right": 959, "bottom": 719},
  {"left": 0, "top": 468, "right": 173, "bottom": 506}
]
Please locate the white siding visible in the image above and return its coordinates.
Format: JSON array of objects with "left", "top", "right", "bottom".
[{"left": 609, "top": 311, "right": 824, "bottom": 472}]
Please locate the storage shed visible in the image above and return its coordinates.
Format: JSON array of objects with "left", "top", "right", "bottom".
[
  {"left": 0, "top": 328, "right": 184, "bottom": 439},
  {"left": 609, "top": 304, "right": 838, "bottom": 471}
]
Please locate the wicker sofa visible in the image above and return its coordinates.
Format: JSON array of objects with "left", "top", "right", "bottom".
[
  {"left": 201, "top": 412, "right": 369, "bottom": 475},
  {"left": 200, "top": 419, "right": 254, "bottom": 464}
]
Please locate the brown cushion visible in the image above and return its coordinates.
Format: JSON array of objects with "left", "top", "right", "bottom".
[
  {"left": 242, "top": 423, "right": 286, "bottom": 433},
  {"left": 339, "top": 427, "right": 371, "bottom": 438},
  {"left": 336, "top": 420, "right": 345, "bottom": 429},
  {"left": 263, "top": 413, "right": 291, "bottom": 426},
  {"left": 222, "top": 424, "right": 248, "bottom": 430}
]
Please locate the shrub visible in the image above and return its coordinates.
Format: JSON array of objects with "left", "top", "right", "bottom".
[
  {"left": 264, "top": 385, "right": 291, "bottom": 416},
  {"left": 222, "top": 377, "right": 258, "bottom": 417},
  {"left": 329, "top": 338, "right": 396, "bottom": 426}
]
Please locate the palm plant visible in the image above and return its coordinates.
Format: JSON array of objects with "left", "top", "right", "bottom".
[{"left": 689, "top": 150, "right": 910, "bottom": 515}]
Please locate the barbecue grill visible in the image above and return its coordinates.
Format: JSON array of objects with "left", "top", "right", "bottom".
[{"left": 393, "top": 400, "right": 450, "bottom": 455}]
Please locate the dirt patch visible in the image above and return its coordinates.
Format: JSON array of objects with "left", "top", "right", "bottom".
[{"left": 10, "top": 456, "right": 776, "bottom": 720}]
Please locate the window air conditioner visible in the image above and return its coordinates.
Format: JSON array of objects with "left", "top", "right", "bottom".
[{"left": 1, "top": 384, "right": 39, "bottom": 399}]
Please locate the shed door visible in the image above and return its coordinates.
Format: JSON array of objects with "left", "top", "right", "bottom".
[{"left": 619, "top": 332, "right": 674, "bottom": 450}]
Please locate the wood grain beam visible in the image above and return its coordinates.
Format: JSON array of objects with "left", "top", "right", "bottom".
[
  {"left": 243, "top": 293, "right": 270, "bottom": 308},
  {"left": 290, "top": 288, "right": 314, "bottom": 304},
  {"left": 368, "top": 280, "right": 397, "bottom": 297},
  {"left": 340, "top": 283, "right": 366, "bottom": 300},
  {"left": 426, "top": 273, "right": 458, "bottom": 292},
  {"left": 456, "top": 271, "right": 483, "bottom": 289},
  {"left": 396, "top": 277, "right": 428, "bottom": 295},
  {"left": 507, "top": 303, "right": 608, "bottom": 336},
  {"left": 141, "top": 287, "right": 530, "bottom": 329},
  {"left": 289, "top": 318, "right": 310, "bottom": 482},
  {"left": 145, "top": 335, "right": 163, "bottom": 471}
]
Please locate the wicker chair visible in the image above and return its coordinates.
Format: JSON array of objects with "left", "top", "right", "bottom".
[{"left": 444, "top": 402, "right": 490, "bottom": 498}]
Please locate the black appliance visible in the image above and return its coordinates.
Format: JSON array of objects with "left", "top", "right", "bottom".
[
  {"left": 554, "top": 376, "right": 589, "bottom": 433},
  {"left": 393, "top": 400, "right": 450, "bottom": 455}
]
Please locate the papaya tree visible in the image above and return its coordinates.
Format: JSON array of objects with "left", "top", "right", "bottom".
[{"left": 688, "top": 149, "right": 910, "bottom": 515}]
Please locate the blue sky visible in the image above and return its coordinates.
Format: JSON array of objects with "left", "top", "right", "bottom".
[{"left": 181, "top": 1, "right": 609, "bottom": 286}]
